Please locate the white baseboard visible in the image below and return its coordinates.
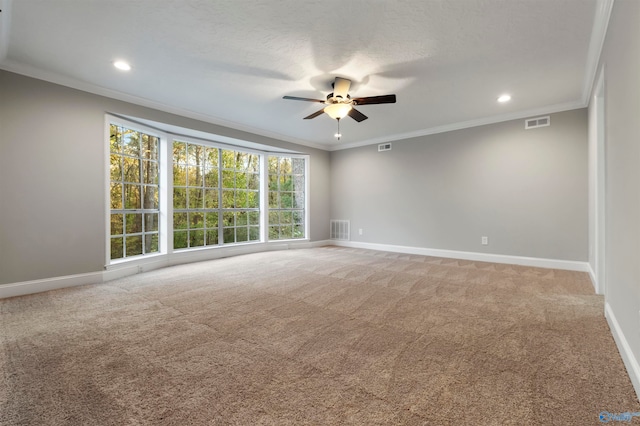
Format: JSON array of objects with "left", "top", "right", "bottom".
[
  {"left": 605, "top": 303, "right": 640, "bottom": 401},
  {"left": 0, "top": 271, "right": 103, "bottom": 299},
  {"left": 0, "top": 240, "right": 333, "bottom": 299},
  {"left": 330, "top": 240, "right": 590, "bottom": 272}
]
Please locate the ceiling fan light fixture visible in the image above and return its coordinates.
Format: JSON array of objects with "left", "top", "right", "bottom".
[{"left": 324, "top": 103, "right": 352, "bottom": 120}]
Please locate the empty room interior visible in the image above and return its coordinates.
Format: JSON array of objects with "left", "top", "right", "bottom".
[{"left": 1, "top": 0, "right": 639, "bottom": 424}]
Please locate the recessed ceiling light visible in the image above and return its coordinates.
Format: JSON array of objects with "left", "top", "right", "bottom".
[
  {"left": 113, "top": 60, "right": 131, "bottom": 71},
  {"left": 497, "top": 94, "right": 511, "bottom": 103}
]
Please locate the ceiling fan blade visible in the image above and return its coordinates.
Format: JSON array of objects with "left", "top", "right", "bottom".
[
  {"left": 333, "top": 77, "right": 351, "bottom": 99},
  {"left": 352, "top": 94, "right": 396, "bottom": 105},
  {"left": 283, "top": 96, "right": 325, "bottom": 103},
  {"left": 303, "top": 109, "right": 326, "bottom": 119},
  {"left": 348, "top": 108, "right": 368, "bottom": 122}
]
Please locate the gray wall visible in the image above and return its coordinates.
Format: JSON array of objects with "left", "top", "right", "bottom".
[
  {"left": 330, "top": 109, "right": 588, "bottom": 261},
  {"left": 595, "top": 0, "right": 640, "bottom": 392},
  {"left": 0, "top": 70, "right": 331, "bottom": 285}
]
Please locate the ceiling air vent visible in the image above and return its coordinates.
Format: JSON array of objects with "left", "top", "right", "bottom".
[
  {"left": 378, "top": 143, "right": 392, "bottom": 152},
  {"left": 525, "top": 116, "right": 550, "bottom": 129}
]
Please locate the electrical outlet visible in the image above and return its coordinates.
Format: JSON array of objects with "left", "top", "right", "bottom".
[
  {"left": 481, "top": 236, "right": 488, "bottom": 245},
  {"left": 358, "top": 228, "right": 363, "bottom": 235}
]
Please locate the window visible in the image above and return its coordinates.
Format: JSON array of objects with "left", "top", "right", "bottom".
[
  {"left": 268, "top": 156, "right": 306, "bottom": 240},
  {"left": 109, "top": 124, "right": 160, "bottom": 260},
  {"left": 172, "top": 141, "right": 219, "bottom": 249},
  {"left": 172, "top": 141, "right": 260, "bottom": 250},
  {"left": 107, "top": 118, "right": 308, "bottom": 264},
  {"left": 220, "top": 149, "right": 261, "bottom": 244}
]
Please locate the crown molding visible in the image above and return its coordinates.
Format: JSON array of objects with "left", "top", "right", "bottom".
[
  {"left": 328, "top": 100, "right": 585, "bottom": 151},
  {"left": 0, "top": 60, "right": 329, "bottom": 152}
]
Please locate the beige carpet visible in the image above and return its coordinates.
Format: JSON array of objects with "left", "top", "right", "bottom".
[{"left": 1, "top": 246, "right": 639, "bottom": 425}]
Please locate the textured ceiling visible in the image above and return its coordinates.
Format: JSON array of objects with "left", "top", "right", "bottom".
[{"left": 0, "top": 0, "right": 607, "bottom": 150}]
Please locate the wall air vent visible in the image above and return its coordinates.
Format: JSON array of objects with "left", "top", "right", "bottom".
[
  {"left": 525, "top": 116, "right": 551, "bottom": 129},
  {"left": 330, "top": 220, "right": 350, "bottom": 241},
  {"left": 378, "top": 143, "right": 392, "bottom": 152}
]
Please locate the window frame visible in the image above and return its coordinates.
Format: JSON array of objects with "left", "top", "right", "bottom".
[
  {"left": 106, "top": 117, "right": 166, "bottom": 263},
  {"left": 267, "top": 154, "right": 310, "bottom": 242}
]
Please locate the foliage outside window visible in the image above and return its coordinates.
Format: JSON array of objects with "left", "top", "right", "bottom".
[
  {"left": 109, "top": 124, "right": 160, "bottom": 259},
  {"left": 172, "top": 141, "right": 260, "bottom": 249},
  {"left": 268, "top": 156, "right": 305, "bottom": 240}
]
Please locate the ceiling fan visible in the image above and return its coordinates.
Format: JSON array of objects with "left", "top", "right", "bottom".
[{"left": 283, "top": 77, "right": 396, "bottom": 123}]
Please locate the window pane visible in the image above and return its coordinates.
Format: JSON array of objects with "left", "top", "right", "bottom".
[
  {"left": 174, "top": 164, "right": 187, "bottom": 186},
  {"left": 222, "top": 190, "right": 234, "bottom": 208},
  {"left": 111, "top": 237, "right": 123, "bottom": 259},
  {"left": 143, "top": 186, "right": 158, "bottom": 209},
  {"left": 124, "top": 184, "right": 141, "bottom": 209},
  {"left": 145, "top": 213, "right": 158, "bottom": 232},
  {"left": 173, "top": 141, "right": 187, "bottom": 164},
  {"left": 188, "top": 188, "right": 204, "bottom": 209},
  {"left": 248, "top": 212, "right": 259, "bottom": 225},
  {"left": 221, "top": 150, "right": 235, "bottom": 169},
  {"left": 122, "top": 130, "right": 140, "bottom": 157},
  {"left": 268, "top": 175, "right": 278, "bottom": 191},
  {"left": 268, "top": 192, "right": 278, "bottom": 208},
  {"left": 110, "top": 155, "right": 122, "bottom": 181},
  {"left": 145, "top": 233, "right": 159, "bottom": 253},
  {"left": 205, "top": 212, "right": 218, "bottom": 228},
  {"left": 268, "top": 156, "right": 278, "bottom": 173},
  {"left": 125, "top": 213, "right": 142, "bottom": 234},
  {"left": 188, "top": 166, "right": 203, "bottom": 186},
  {"left": 280, "top": 211, "right": 292, "bottom": 224},
  {"left": 123, "top": 157, "right": 140, "bottom": 183},
  {"left": 111, "top": 214, "right": 123, "bottom": 235},
  {"left": 280, "top": 192, "right": 293, "bottom": 208},
  {"left": 222, "top": 170, "right": 235, "bottom": 188},
  {"left": 174, "top": 212, "right": 188, "bottom": 229},
  {"left": 269, "top": 226, "right": 279, "bottom": 240},
  {"left": 190, "top": 230, "right": 205, "bottom": 247},
  {"left": 142, "top": 135, "right": 158, "bottom": 160},
  {"left": 236, "top": 212, "right": 247, "bottom": 226},
  {"left": 204, "top": 169, "right": 218, "bottom": 187},
  {"left": 174, "top": 231, "right": 188, "bottom": 249},
  {"left": 188, "top": 144, "right": 203, "bottom": 166},
  {"left": 280, "top": 225, "right": 293, "bottom": 239},
  {"left": 293, "top": 225, "right": 304, "bottom": 239},
  {"left": 190, "top": 212, "right": 204, "bottom": 229},
  {"left": 223, "top": 211, "right": 235, "bottom": 227},
  {"left": 110, "top": 125, "right": 122, "bottom": 153},
  {"left": 236, "top": 190, "right": 247, "bottom": 208},
  {"left": 205, "top": 147, "right": 218, "bottom": 169},
  {"left": 293, "top": 192, "right": 305, "bottom": 209},
  {"left": 248, "top": 173, "right": 260, "bottom": 190},
  {"left": 269, "top": 211, "right": 279, "bottom": 225},
  {"left": 249, "top": 226, "right": 260, "bottom": 241},
  {"left": 206, "top": 230, "right": 218, "bottom": 246},
  {"left": 247, "top": 191, "right": 259, "bottom": 208},
  {"left": 126, "top": 235, "right": 143, "bottom": 257},
  {"left": 223, "top": 227, "right": 235, "bottom": 244},
  {"left": 174, "top": 188, "right": 187, "bottom": 209},
  {"left": 110, "top": 183, "right": 123, "bottom": 209},
  {"left": 143, "top": 161, "right": 158, "bottom": 185},
  {"left": 236, "top": 227, "right": 248, "bottom": 242},
  {"left": 205, "top": 189, "right": 218, "bottom": 209}
]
